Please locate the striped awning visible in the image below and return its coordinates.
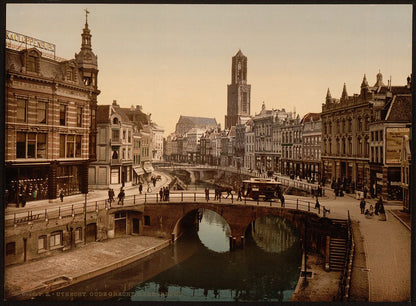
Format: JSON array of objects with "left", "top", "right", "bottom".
[
  {"left": 143, "top": 162, "right": 154, "bottom": 173},
  {"left": 133, "top": 166, "right": 145, "bottom": 176}
]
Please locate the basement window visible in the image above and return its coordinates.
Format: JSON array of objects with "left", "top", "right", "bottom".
[{"left": 6, "top": 242, "right": 15, "bottom": 256}]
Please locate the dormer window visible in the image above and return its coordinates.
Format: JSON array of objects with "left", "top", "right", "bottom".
[
  {"left": 113, "top": 117, "right": 119, "bottom": 125},
  {"left": 66, "top": 66, "right": 76, "bottom": 82},
  {"left": 24, "top": 50, "right": 41, "bottom": 73}
]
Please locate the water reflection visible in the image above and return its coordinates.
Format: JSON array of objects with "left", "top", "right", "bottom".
[
  {"left": 251, "top": 216, "right": 299, "bottom": 253},
  {"left": 44, "top": 211, "right": 301, "bottom": 302},
  {"left": 197, "top": 209, "right": 231, "bottom": 252}
]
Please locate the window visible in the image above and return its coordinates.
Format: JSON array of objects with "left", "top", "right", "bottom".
[
  {"left": 60, "top": 105, "right": 66, "bottom": 126},
  {"left": 27, "top": 54, "right": 37, "bottom": 72},
  {"left": 66, "top": 67, "right": 76, "bottom": 81},
  {"left": 6, "top": 242, "right": 15, "bottom": 255},
  {"left": 38, "top": 235, "right": 47, "bottom": 251},
  {"left": 16, "top": 132, "right": 47, "bottom": 159},
  {"left": 75, "top": 135, "right": 82, "bottom": 157},
  {"left": 50, "top": 231, "right": 63, "bottom": 247},
  {"left": 123, "top": 130, "right": 126, "bottom": 140},
  {"left": 113, "top": 117, "right": 119, "bottom": 125},
  {"left": 60, "top": 134, "right": 80, "bottom": 158},
  {"left": 37, "top": 101, "right": 47, "bottom": 124},
  {"left": 60, "top": 134, "right": 65, "bottom": 158},
  {"left": 37, "top": 134, "right": 47, "bottom": 158},
  {"left": 128, "top": 131, "right": 131, "bottom": 143},
  {"left": 66, "top": 135, "right": 75, "bottom": 157},
  {"left": 17, "top": 98, "right": 27, "bottom": 123},
  {"left": 76, "top": 107, "right": 82, "bottom": 127},
  {"left": 112, "top": 129, "right": 120, "bottom": 141},
  {"left": 75, "top": 228, "right": 82, "bottom": 242},
  {"left": 144, "top": 215, "right": 151, "bottom": 226},
  {"left": 27, "top": 133, "right": 36, "bottom": 158},
  {"left": 16, "top": 132, "right": 26, "bottom": 158}
]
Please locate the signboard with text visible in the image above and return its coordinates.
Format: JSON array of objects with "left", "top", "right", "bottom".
[
  {"left": 385, "top": 127, "right": 409, "bottom": 164},
  {"left": 6, "top": 30, "right": 55, "bottom": 54}
]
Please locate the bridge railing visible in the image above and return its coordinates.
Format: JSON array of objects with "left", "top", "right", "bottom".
[{"left": 7, "top": 191, "right": 332, "bottom": 227}]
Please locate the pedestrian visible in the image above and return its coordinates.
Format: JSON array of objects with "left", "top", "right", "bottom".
[
  {"left": 159, "top": 188, "right": 163, "bottom": 202},
  {"left": 360, "top": 198, "right": 366, "bottom": 214},
  {"left": 20, "top": 192, "right": 26, "bottom": 208},
  {"left": 280, "top": 194, "right": 285, "bottom": 207},
  {"left": 152, "top": 177, "right": 156, "bottom": 187},
  {"left": 375, "top": 196, "right": 382, "bottom": 215},
  {"left": 59, "top": 189, "right": 64, "bottom": 203},
  {"left": 205, "top": 187, "right": 210, "bottom": 201},
  {"left": 364, "top": 186, "right": 368, "bottom": 199},
  {"left": 166, "top": 187, "right": 170, "bottom": 201},
  {"left": 214, "top": 187, "right": 218, "bottom": 200},
  {"left": 117, "top": 188, "right": 125, "bottom": 205},
  {"left": 237, "top": 188, "right": 242, "bottom": 201},
  {"left": 108, "top": 188, "right": 112, "bottom": 203},
  {"left": 139, "top": 183, "right": 143, "bottom": 195},
  {"left": 315, "top": 197, "right": 320, "bottom": 213}
]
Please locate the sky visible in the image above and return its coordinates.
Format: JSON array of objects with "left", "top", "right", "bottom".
[{"left": 6, "top": 4, "right": 412, "bottom": 135}]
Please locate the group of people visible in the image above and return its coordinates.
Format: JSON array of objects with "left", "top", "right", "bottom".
[
  {"left": 360, "top": 196, "right": 385, "bottom": 219},
  {"left": 159, "top": 187, "right": 170, "bottom": 201},
  {"left": 107, "top": 187, "right": 125, "bottom": 205}
]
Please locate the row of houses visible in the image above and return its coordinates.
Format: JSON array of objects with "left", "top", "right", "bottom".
[
  {"left": 88, "top": 100, "right": 164, "bottom": 190},
  {"left": 164, "top": 72, "right": 411, "bottom": 207}
]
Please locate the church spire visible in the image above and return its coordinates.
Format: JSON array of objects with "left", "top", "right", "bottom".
[
  {"left": 361, "top": 74, "right": 369, "bottom": 88},
  {"left": 341, "top": 83, "right": 348, "bottom": 101},
  {"left": 326, "top": 88, "right": 332, "bottom": 99}
]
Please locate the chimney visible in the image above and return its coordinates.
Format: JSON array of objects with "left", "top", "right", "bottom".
[
  {"left": 136, "top": 105, "right": 143, "bottom": 111},
  {"left": 112, "top": 100, "right": 118, "bottom": 106}
]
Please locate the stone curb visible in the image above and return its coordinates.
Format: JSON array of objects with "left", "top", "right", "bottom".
[
  {"left": 388, "top": 209, "right": 411, "bottom": 231},
  {"left": 6, "top": 239, "right": 171, "bottom": 301}
]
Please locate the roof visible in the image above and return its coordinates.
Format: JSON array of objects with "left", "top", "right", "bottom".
[
  {"left": 96, "top": 105, "right": 110, "bottom": 123},
  {"left": 385, "top": 95, "right": 412, "bottom": 122},
  {"left": 301, "top": 112, "right": 321, "bottom": 123},
  {"left": 178, "top": 116, "right": 217, "bottom": 126}
]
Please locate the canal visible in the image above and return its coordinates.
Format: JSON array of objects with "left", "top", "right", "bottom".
[{"left": 43, "top": 209, "right": 302, "bottom": 302}]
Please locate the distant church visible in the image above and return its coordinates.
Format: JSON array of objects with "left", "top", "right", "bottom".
[{"left": 225, "top": 50, "right": 251, "bottom": 129}]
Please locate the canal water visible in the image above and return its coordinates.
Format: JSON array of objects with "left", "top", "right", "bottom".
[{"left": 44, "top": 210, "right": 302, "bottom": 302}]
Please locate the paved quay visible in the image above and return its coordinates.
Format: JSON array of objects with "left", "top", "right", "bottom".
[{"left": 4, "top": 235, "right": 170, "bottom": 300}]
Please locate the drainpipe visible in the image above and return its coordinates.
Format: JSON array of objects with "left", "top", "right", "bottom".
[{"left": 325, "top": 235, "right": 330, "bottom": 271}]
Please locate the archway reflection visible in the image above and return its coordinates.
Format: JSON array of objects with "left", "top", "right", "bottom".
[
  {"left": 197, "top": 208, "right": 231, "bottom": 253},
  {"left": 249, "top": 215, "right": 299, "bottom": 253}
]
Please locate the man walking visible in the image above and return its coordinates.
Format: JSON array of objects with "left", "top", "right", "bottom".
[{"left": 360, "top": 198, "right": 366, "bottom": 214}]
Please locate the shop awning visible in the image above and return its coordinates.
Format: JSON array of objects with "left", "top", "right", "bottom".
[
  {"left": 143, "top": 162, "right": 154, "bottom": 173},
  {"left": 133, "top": 166, "right": 145, "bottom": 176}
]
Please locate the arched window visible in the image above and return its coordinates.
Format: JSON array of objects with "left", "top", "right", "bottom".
[{"left": 113, "top": 117, "right": 119, "bottom": 125}]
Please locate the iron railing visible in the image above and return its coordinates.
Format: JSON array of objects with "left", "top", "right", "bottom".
[{"left": 6, "top": 191, "right": 331, "bottom": 227}]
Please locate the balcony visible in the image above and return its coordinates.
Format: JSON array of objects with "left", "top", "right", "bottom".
[{"left": 110, "top": 138, "right": 122, "bottom": 146}]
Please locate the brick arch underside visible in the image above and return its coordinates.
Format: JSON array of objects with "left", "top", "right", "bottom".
[{"left": 144, "top": 203, "right": 344, "bottom": 255}]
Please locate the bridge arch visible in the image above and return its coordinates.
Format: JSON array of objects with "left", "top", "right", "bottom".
[
  {"left": 143, "top": 202, "right": 347, "bottom": 257},
  {"left": 171, "top": 208, "right": 232, "bottom": 251}
]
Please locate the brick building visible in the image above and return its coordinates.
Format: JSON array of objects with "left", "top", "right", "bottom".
[
  {"left": 5, "top": 16, "right": 99, "bottom": 205},
  {"left": 321, "top": 72, "right": 411, "bottom": 196}
]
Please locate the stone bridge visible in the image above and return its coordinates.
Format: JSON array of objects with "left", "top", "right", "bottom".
[{"left": 140, "top": 201, "right": 348, "bottom": 264}]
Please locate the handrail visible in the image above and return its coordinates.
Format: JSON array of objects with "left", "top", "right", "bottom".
[
  {"left": 6, "top": 191, "right": 331, "bottom": 227},
  {"left": 336, "top": 210, "right": 354, "bottom": 301}
]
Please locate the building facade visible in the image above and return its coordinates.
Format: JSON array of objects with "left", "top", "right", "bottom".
[
  {"left": 5, "top": 17, "right": 99, "bottom": 205},
  {"left": 225, "top": 50, "right": 251, "bottom": 129},
  {"left": 321, "top": 72, "right": 411, "bottom": 196},
  {"left": 89, "top": 102, "right": 134, "bottom": 189},
  {"left": 301, "top": 113, "right": 321, "bottom": 182}
]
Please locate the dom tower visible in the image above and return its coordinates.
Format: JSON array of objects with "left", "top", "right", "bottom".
[{"left": 225, "top": 50, "right": 251, "bottom": 129}]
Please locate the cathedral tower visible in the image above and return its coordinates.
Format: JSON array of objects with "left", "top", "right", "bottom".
[{"left": 225, "top": 50, "right": 251, "bottom": 129}]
